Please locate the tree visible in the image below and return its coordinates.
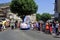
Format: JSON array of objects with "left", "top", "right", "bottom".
[
  {"left": 10, "top": 0, "right": 38, "bottom": 19},
  {"left": 41, "top": 13, "right": 51, "bottom": 22},
  {"left": 36, "top": 14, "right": 41, "bottom": 21}
]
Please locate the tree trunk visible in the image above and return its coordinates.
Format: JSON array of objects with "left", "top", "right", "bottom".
[{"left": 20, "top": 15, "right": 25, "bottom": 22}]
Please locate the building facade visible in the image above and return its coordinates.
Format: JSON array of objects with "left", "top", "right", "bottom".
[
  {"left": 0, "top": 6, "right": 9, "bottom": 21},
  {"left": 0, "top": 4, "right": 36, "bottom": 22},
  {"left": 54, "top": 0, "right": 60, "bottom": 21}
]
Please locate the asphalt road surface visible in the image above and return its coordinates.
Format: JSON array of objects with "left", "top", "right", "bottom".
[{"left": 0, "top": 28, "right": 60, "bottom": 40}]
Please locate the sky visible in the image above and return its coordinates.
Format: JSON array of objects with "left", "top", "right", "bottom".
[{"left": 0, "top": 0, "right": 55, "bottom": 14}]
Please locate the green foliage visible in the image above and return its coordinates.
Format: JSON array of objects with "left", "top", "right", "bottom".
[
  {"left": 10, "top": 0, "right": 38, "bottom": 16},
  {"left": 41, "top": 13, "right": 51, "bottom": 22},
  {"left": 10, "top": 0, "right": 19, "bottom": 13},
  {"left": 36, "top": 14, "right": 41, "bottom": 21}
]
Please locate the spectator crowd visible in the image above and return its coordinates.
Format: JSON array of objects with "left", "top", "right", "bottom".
[{"left": 0, "top": 18, "right": 60, "bottom": 36}]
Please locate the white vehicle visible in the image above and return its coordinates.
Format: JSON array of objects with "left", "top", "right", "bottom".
[{"left": 20, "top": 23, "right": 30, "bottom": 30}]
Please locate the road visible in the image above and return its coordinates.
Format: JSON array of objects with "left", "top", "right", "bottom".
[{"left": 0, "top": 28, "right": 60, "bottom": 40}]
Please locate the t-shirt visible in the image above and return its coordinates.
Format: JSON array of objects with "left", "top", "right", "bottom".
[
  {"left": 2, "top": 21, "right": 6, "bottom": 26},
  {"left": 36, "top": 22, "right": 39, "bottom": 28},
  {"left": 10, "top": 19, "right": 15, "bottom": 26},
  {"left": 46, "top": 25, "right": 49, "bottom": 30},
  {"left": 56, "top": 24, "right": 59, "bottom": 28}
]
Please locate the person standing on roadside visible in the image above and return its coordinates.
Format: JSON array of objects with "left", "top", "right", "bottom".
[
  {"left": 10, "top": 19, "right": 15, "bottom": 29},
  {"left": 55, "top": 21, "right": 59, "bottom": 35},
  {"left": 58, "top": 22, "right": 60, "bottom": 34},
  {"left": 2, "top": 20, "right": 6, "bottom": 31},
  {"left": 15, "top": 20, "right": 18, "bottom": 29},
  {"left": 52, "top": 20, "right": 56, "bottom": 34},
  {"left": 35, "top": 22, "right": 38, "bottom": 30},
  {"left": 49, "top": 22, "right": 53, "bottom": 34},
  {"left": 45, "top": 22, "right": 50, "bottom": 34},
  {"left": 31, "top": 23, "right": 34, "bottom": 30},
  {"left": 37, "top": 22, "right": 40, "bottom": 31}
]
